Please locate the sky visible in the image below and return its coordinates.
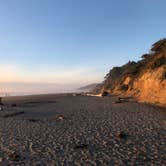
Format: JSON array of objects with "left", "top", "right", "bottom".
[{"left": 0, "top": 0, "right": 166, "bottom": 94}]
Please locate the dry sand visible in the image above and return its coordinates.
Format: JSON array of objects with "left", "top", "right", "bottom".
[{"left": 0, "top": 94, "right": 165, "bottom": 165}]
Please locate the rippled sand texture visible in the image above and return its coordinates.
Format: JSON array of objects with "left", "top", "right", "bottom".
[{"left": 0, "top": 94, "right": 166, "bottom": 165}]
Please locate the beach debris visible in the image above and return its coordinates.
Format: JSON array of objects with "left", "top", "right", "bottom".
[
  {"left": 2, "top": 111, "right": 25, "bottom": 118},
  {"left": 101, "top": 91, "right": 109, "bottom": 97},
  {"left": 86, "top": 93, "right": 102, "bottom": 97},
  {"left": 27, "top": 119, "right": 41, "bottom": 123},
  {"left": 116, "top": 131, "right": 128, "bottom": 139},
  {"left": 7, "top": 151, "right": 21, "bottom": 161},
  {"left": 0, "top": 157, "right": 3, "bottom": 162},
  {"left": 11, "top": 104, "right": 17, "bottom": 107},
  {"left": 114, "top": 97, "right": 130, "bottom": 104},
  {"left": 57, "top": 115, "right": 65, "bottom": 121},
  {"left": 0, "top": 97, "right": 4, "bottom": 111},
  {"left": 0, "top": 106, "right": 3, "bottom": 111},
  {"left": 163, "top": 120, "right": 166, "bottom": 128},
  {"left": 72, "top": 93, "right": 82, "bottom": 97},
  {"left": 119, "top": 97, "right": 131, "bottom": 102},
  {"left": 26, "top": 101, "right": 56, "bottom": 104},
  {"left": 114, "top": 100, "right": 122, "bottom": 104},
  {"left": 74, "top": 144, "right": 88, "bottom": 150},
  {"left": 0, "top": 97, "right": 4, "bottom": 105},
  {"left": 29, "top": 142, "right": 34, "bottom": 154}
]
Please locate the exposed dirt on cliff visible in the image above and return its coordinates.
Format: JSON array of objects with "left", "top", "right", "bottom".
[{"left": 93, "top": 39, "right": 166, "bottom": 106}]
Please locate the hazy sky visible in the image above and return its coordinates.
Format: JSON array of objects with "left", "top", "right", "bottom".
[{"left": 0, "top": 0, "right": 166, "bottom": 93}]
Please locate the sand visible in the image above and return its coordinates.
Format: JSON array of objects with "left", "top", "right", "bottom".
[{"left": 0, "top": 94, "right": 165, "bottom": 165}]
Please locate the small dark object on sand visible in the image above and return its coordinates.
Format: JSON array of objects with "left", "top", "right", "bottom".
[
  {"left": 116, "top": 132, "right": 128, "bottom": 139},
  {"left": 27, "top": 119, "right": 40, "bottom": 122},
  {"left": 74, "top": 144, "right": 88, "bottom": 150},
  {"left": 119, "top": 97, "right": 130, "bottom": 102},
  {"left": 0, "top": 97, "right": 4, "bottom": 106},
  {"left": 25, "top": 101, "right": 57, "bottom": 105},
  {"left": 8, "top": 151, "right": 21, "bottom": 161},
  {"left": 3, "top": 111, "right": 25, "bottom": 118},
  {"left": 57, "top": 115, "right": 66, "bottom": 121},
  {"left": 101, "top": 91, "right": 109, "bottom": 97},
  {"left": 114, "top": 100, "right": 122, "bottom": 104},
  {"left": 0, "top": 97, "right": 4, "bottom": 111},
  {"left": 0, "top": 106, "right": 3, "bottom": 111},
  {"left": 73, "top": 93, "right": 82, "bottom": 97},
  {"left": 114, "top": 97, "right": 130, "bottom": 104},
  {"left": 11, "top": 104, "right": 17, "bottom": 107}
]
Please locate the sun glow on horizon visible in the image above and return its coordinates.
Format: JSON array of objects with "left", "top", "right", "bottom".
[{"left": 0, "top": 63, "right": 105, "bottom": 84}]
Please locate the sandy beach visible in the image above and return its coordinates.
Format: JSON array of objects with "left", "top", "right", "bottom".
[{"left": 0, "top": 94, "right": 165, "bottom": 165}]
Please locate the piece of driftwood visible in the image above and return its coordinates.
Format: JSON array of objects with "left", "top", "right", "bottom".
[
  {"left": 73, "top": 144, "right": 88, "bottom": 150},
  {"left": 2, "top": 111, "right": 25, "bottom": 118},
  {"left": 0, "top": 97, "right": 4, "bottom": 106}
]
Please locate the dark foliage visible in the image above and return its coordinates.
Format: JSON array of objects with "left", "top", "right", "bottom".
[
  {"left": 150, "top": 56, "right": 166, "bottom": 69},
  {"left": 121, "top": 61, "right": 141, "bottom": 75},
  {"left": 104, "top": 67, "right": 122, "bottom": 80},
  {"left": 141, "top": 54, "right": 150, "bottom": 59},
  {"left": 151, "top": 38, "right": 166, "bottom": 53}
]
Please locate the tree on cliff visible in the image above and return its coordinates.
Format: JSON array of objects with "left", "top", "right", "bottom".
[{"left": 151, "top": 38, "right": 166, "bottom": 53}]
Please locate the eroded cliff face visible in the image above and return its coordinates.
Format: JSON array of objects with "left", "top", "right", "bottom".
[
  {"left": 131, "top": 68, "right": 166, "bottom": 105},
  {"left": 94, "top": 39, "right": 166, "bottom": 106},
  {"left": 106, "top": 67, "right": 166, "bottom": 106}
]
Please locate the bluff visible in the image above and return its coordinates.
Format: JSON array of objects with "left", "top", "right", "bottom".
[{"left": 93, "top": 39, "right": 166, "bottom": 106}]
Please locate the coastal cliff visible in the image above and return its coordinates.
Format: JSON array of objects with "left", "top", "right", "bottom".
[{"left": 93, "top": 39, "right": 166, "bottom": 106}]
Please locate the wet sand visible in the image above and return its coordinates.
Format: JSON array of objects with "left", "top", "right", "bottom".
[{"left": 0, "top": 94, "right": 166, "bottom": 165}]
